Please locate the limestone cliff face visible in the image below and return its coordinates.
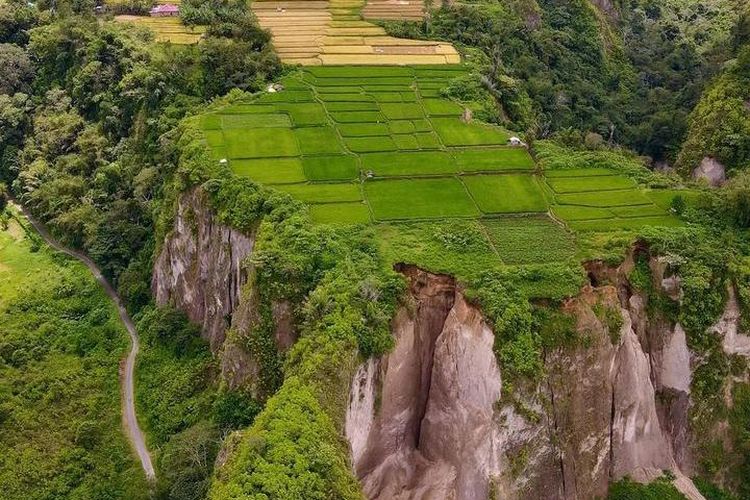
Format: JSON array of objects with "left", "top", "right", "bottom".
[
  {"left": 345, "top": 258, "right": 749, "bottom": 500},
  {"left": 152, "top": 187, "right": 255, "bottom": 351}
]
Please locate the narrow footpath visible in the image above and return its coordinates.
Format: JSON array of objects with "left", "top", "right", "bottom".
[{"left": 10, "top": 199, "right": 156, "bottom": 482}]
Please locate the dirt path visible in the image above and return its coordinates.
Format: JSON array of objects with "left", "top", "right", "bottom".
[{"left": 10, "top": 200, "right": 157, "bottom": 482}]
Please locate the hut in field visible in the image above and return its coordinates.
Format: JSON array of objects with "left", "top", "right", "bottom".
[{"left": 150, "top": 4, "right": 179, "bottom": 16}]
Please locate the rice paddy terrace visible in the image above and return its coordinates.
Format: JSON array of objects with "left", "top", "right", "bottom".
[
  {"left": 252, "top": 0, "right": 459, "bottom": 65},
  {"left": 198, "top": 65, "right": 686, "bottom": 273}
]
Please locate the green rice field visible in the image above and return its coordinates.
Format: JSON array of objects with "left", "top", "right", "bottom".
[{"left": 197, "top": 65, "right": 688, "bottom": 238}]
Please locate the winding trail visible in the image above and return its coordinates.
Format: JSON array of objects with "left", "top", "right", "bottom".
[{"left": 10, "top": 199, "right": 157, "bottom": 482}]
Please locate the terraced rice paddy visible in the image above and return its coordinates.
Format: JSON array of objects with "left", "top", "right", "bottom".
[
  {"left": 546, "top": 168, "right": 684, "bottom": 231},
  {"left": 114, "top": 15, "right": 204, "bottom": 44},
  {"left": 198, "top": 64, "right": 688, "bottom": 249},
  {"left": 199, "top": 66, "right": 544, "bottom": 224},
  {"left": 251, "top": 0, "right": 458, "bottom": 65}
]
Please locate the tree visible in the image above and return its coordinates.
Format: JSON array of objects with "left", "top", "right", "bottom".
[{"left": 0, "top": 43, "right": 33, "bottom": 94}]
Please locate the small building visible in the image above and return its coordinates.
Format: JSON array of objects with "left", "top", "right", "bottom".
[
  {"left": 509, "top": 136, "right": 525, "bottom": 147},
  {"left": 150, "top": 4, "right": 179, "bottom": 17}
]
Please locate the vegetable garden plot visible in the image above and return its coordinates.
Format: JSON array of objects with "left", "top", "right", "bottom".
[
  {"left": 463, "top": 175, "right": 547, "bottom": 214},
  {"left": 365, "top": 178, "right": 479, "bottom": 220},
  {"left": 431, "top": 118, "right": 509, "bottom": 146},
  {"left": 547, "top": 175, "right": 636, "bottom": 193},
  {"left": 482, "top": 217, "right": 576, "bottom": 264},
  {"left": 277, "top": 182, "right": 362, "bottom": 203},
  {"left": 361, "top": 151, "right": 455, "bottom": 176},
  {"left": 309, "top": 202, "right": 372, "bottom": 224},
  {"left": 302, "top": 155, "right": 360, "bottom": 181},
  {"left": 224, "top": 128, "right": 300, "bottom": 158},
  {"left": 452, "top": 148, "right": 535, "bottom": 172},
  {"left": 231, "top": 158, "right": 306, "bottom": 184}
]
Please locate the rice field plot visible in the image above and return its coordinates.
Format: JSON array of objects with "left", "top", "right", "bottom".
[
  {"left": 365, "top": 178, "right": 480, "bottom": 220},
  {"left": 344, "top": 136, "right": 398, "bottom": 153},
  {"left": 220, "top": 113, "right": 291, "bottom": 129},
  {"left": 231, "top": 158, "right": 306, "bottom": 184},
  {"left": 338, "top": 123, "right": 390, "bottom": 136},
  {"left": 646, "top": 189, "right": 705, "bottom": 211},
  {"left": 568, "top": 216, "right": 683, "bottom": 232},
  {"left": 547, "top": 175, "right": 636, "bottom": 194},
  {"left": 551, "top": 205, "right": 615, "bottom": 221},
  {"left": 544, "top": 168, "right": 618, "bottom": 178},
  {"left": 114, "top": 15, "right": 204, "bottom": 44},
  {"left": 276, "top": 103, "right": 328, "bottom": 126},
  {"left": 482, "top": 217, "right": 576, "bottom": 264},
  {"left": 294, "top": 127, "right": 345, "bottom": 155},
  {"left": 309, "top": 202, "right": 372, "bottom": 224},
  {"left": 431, "top": 118, "right": 509, "bottom": 147},
  {"left": 452, "top": 148, "right": 535, "bottom": 172},
  {"left": 361, "top": 151, "right": 456, "bottom": 177},
  {"left": 555, "top": 190, "right": 654, "bottom": 208},
  {"left": 463, "top": 175, "right": 548, "bottom": 214},
  {"left": 224, "top": 128, "right": 300, "bottom": 159},
  {"left": 302, "top": 155, "right": 360, "bottom": 181},
  {"left": 277, "top": 183, "right": 362, "bottom": 203}
]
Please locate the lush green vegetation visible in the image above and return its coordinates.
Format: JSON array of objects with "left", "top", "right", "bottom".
[
  {"left": 608, "top": 476, "right": 686, "bottom": 499},
  {"left": 0, "top": 215, "right": 148, "bottom": 499}
]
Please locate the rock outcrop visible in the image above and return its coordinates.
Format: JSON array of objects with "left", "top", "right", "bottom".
[
  {"left": 152, "top": 187, "right": 255, "bottom": 351},
  {"left": 346, "top": 262, "right": 716, "bottom": 500},
  {"left": 692, "top": 156, "right": 726, "bottom": 186}
]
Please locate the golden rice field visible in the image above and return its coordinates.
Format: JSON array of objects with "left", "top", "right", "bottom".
[
  {"left": 114, "top": 15, "right": 204, "bottom": 44},
  {"left": 252, "top": 0, "right": 459, "bottom": 66}
]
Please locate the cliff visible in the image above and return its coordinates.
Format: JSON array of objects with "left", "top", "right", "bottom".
[
  {"left": 152, "top": 187, "right": 255, "bottom": 351},
  {"left": 345, "top": 259, "right": 749, "bottom": 499}
]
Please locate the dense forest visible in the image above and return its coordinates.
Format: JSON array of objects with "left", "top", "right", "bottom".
[{"left": 1, "top": 0, "right": 750, "bottom": 498}]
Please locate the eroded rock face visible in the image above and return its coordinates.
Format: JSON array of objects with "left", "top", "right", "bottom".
[
  {"left": 152, "top": 187, "right": 255, "bottom": 351},
  {"left": 692, "top": 156, "right": 726, "bottom": 186},
  {"left": 346, "top": 264, "right": 710, "bottom": 500}
]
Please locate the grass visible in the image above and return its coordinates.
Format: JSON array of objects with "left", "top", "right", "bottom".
[
  {"left": 276, "top": 183, "right": 362, "bottom": 203},
  {"left": 224, "top": 128, "right": 299, "bottom": 158},
  {"left": 431, "top": 118, "right": 509, "bottom": 146},
  {"left": 231, "top": 158, "right": 306, "bottom": 184},
  {"left": 463, "top": 174, "right": 547, "bottom": 214},
  {"left": 452, "top": 148, "right": 535, "bottom": 172},
  {"left": 361, "top": 151, "right": 455, "bottom": 176},
  {"left": 294, "top": 127, "right": 344, "bottom": 155},
  {"left": 547, "top": 175, "right": 636, "bottom": 193},
  {"left": 309, "top": 202, "right": 371, "bottom": 224},
  {"left": 302, "top": 156, "right": 359, "bottom": 181},
  {"left": 365, "top": 178, "right": 479, "bottom": 220},
  {"left": 482, "top": 217, "right": 576, "bottom": 264}
]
